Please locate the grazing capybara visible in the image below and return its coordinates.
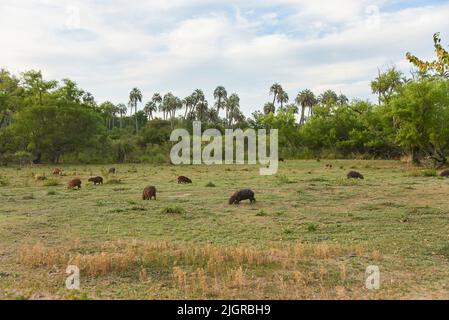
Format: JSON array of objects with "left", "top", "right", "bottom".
[
  {"left": 67, "top": 179, "right": 82, "bottom": 189},
  {"left": 347, "top": 171, "right": 364, "bottom": 179},
  {"left": 178, "top": 176, "right": 192, "bottom": 184},
  {"left": 109, "top": 167, "right": 116, "bottom": 174},
  {"left": 229, "top": 189, "right": 256, "bottom": 205},
  {"left": 53, "top": 168, "right": 63, "bottom": 176},
  {"left": 88, "top": 176, "right": 103, "bottom": 185},
  {"left": 143, "top": 186, "right": 156, "bottom": 200},
  {"left": 440, "top": 170, "right": 449, "bottom": 177}
]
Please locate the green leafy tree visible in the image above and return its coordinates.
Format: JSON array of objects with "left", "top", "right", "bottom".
[{"left": 389, "top": 80, "right": 449, "bottom": 166}]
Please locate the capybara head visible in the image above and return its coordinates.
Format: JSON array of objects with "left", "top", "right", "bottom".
[
  {"left": 228, "top": 192, "right": 239, "bottom": 205},
  {"left": 347, "top": 171, "right": 364, "bottom": 179}
]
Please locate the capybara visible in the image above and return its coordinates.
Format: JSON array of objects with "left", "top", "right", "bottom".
[
  {"left": 109, "top": 167, "right": 116, "bottom": 174},
  {"left": 178, "top": 176, "right": 192, "bottom": 184},
  {"left": 347, "top": 171, "right": 364, "bottom": 179},
  {"left": 53, "top": 168, "right": 63, "bottom": 176},
  {"left": 67, "top": 179, "right": 82, "bottom": 189},
  {"left": 440, "top": 170, "right": 449, "bottom": 177},
  {"left": 143, "top": 186, "right": 157, "bottom": 200},
  {"left": 279, "top": 158, "right": 285, "bottom": 162},
  {"left": 229, "top": 189, "right": 256, "bottom": 205},
  {"left": 88, "top": 176, "right": 103, "bottom": 185}
]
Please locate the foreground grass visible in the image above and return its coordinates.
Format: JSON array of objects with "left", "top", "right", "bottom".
[{"left": 0, "top": 160, "right": 449, "bottom": 299}]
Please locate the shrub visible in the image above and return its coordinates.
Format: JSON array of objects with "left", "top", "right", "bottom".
[
  {"left": 107, "top": 178, "right": 123, "bottom": 185},
  {"left": 0, "top": 176, "right": 9, "bottom": 187},
  {"left": 44, "top": 179, "right": 60, "bottom": 187},
  {"left": 161, "top": 205, "right": 186, "bottom": 215}
]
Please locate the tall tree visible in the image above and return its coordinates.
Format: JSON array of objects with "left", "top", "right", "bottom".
[
  {"left": 117, "top": 103, "right": 127, "bottom": 129},
  {"left": 22, "top": 70, "right": 57, "bottom": 106},
  {"left": 214, "top": 86, "right": 227, "bottom": 117},
  {"left": 406, "top": 33, "right": 449, "bottom": 79},
  {"left": 226, "top": 93, "right": 240, "bottom": 126},
  {"left": 129, "top": 88, "right": 142, "bottom": 133},
  {"left": 277, "top": 90, "right": 289, "bottom": 108},
  {"left": 371, "top": 67, "right": 403, "bottom": 105},
  {"left": 269, "top": 83, "right": 283, "bottom": 106},
  {"left": 143, "top": 101, "right": 157, "bottom": 120},
  {"left": 263, "top": 102, "right": 275, "bottom": 115},
  {"left": 296, "top": 89, "right": 317, "bottom": 125}
]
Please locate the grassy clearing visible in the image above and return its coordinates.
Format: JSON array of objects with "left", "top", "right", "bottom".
[{"left": 1, "top": 160, "right": 449, "bottom": 299}]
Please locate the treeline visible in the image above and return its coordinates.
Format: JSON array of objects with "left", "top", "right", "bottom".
[{"left": 1, "top": 33, "right": 449, "bottom": 167}]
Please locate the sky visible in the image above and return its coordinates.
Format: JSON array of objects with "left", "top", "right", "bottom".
[{"left": 1, "top": 0, "right": 449, "bottom": 116}]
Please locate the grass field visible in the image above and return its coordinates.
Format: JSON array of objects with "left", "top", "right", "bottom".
[{"left": 1, "top": 160, "right": 449, "bottom": 300}]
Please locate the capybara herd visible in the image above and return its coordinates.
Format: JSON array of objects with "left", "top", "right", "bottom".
[{"left": 50, "top": 164, "right": 427, "bottom": 206}]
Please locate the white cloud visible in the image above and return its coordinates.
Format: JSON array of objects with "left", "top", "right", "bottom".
[{"left": 0, "top": 0, "right": 448, "bottom": 116}]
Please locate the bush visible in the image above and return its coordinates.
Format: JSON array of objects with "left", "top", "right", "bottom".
[
  {"left": 44, "top": 179, "right": 60, "bottom": 187},
  {"left": 161, "top": 205, "right": 186, "bottom": 215},
  {"left": 0, "top": 176, "right": 9, "bottom": 186}
]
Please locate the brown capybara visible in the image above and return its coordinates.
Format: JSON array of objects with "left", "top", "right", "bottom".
[
  {"left": 347, "top": 171, "right": 364, "bottom": 179},
  {"left": 143, "top": 186, "right": 156, "bottom": 200},
  {"left": 440, "top": 170, "right": 449, "bottom": 177},
  {"left": 229, "top": 189, "right": 256, "bottom": 205},
  {"left": 109, "top": 167, "right": 116, "bottom": 174},
  {"left": 53, "top": 168, "right": 63, "bottom": 176},
  {"left": 88, "top": 176, "right": 103, "bottom": 185},
  {"left": 178, "top": 176, "right": 192, "bottom": 184},
  {"left": 67, "top": 179, "right": 82, "bottom": 189}
]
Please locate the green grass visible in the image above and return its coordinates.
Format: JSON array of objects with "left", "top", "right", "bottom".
[{"left": 1, "top": 160, "right": 449, "bottom": 299}]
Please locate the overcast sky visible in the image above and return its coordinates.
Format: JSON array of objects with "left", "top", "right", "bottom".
[{"left": 1, "top": 0, "right": 448, "bottom": 116}]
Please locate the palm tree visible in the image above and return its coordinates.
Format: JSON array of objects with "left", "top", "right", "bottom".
[
  {"left": 226, "top": 93, "right": 240, "bottom": 126},
  {"left": 277, "top": 90, "right": 289, "bottom": 108},
  {"left": 191, "top": 89, "right": 205, "bottom": 119},
  {"left": 214, "top": 86, "right": 227, "bottom": 117},
  {"left": 263, "top": 102, "right": 275, "bottom": 115},
  {"left": 196, "top": 99, "right": 209, "bottom": 122},
  {"left": 319, "top": 90, "right": 338, "bottom": 107},
  {"left": 183, "top": 95, "right": 194, "bottom": 120},
  {"left": 129, "top": 88, "right": 143, "bottom": 133},
  {"left": 117, "top": 103, "right": 127, "bottom": 128},
  {"left": 296, "top": 89, "right": 317, "bottom": 125},
  {"left": 144, "top": 101, "right": 157, "bottom": 120},
  {"left": 269, "top": 83, "right": 283, "bottom": 106},
  {"left": 337, "top": 94, "right": 349, "bottom": 105},
  {"left": 151, "top": 93, "right": 162, "bottom": 118}
]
